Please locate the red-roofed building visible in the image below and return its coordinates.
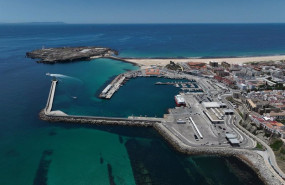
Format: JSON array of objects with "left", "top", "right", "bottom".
[
  {"left": 187, "top": 62, "right": 206, "bottom": 69},
  {"left": 145, "top": 68, "right": 160, "bottom": 75},
  {"left": 249, "top": 114, "right": 285, "bottom": 135}
]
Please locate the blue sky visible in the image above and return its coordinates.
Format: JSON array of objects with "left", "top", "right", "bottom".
[{"left": 0, "top": 0, "right": 284, "bottom": 23}]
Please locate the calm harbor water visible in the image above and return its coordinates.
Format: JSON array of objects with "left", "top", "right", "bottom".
[
  {"left": 52, "top": 60, "right": 187, "bottom": 118},
  {"left": 1, "top": 24, "right": 283, "bottom": 185}
]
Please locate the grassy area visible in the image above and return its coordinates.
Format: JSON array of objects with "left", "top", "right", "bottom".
[
  {"left": 270, "top": 138, "right": 285, "bottom": 172},
  {"left": 255, "top": 142, "right": 265, "bottom": 151},
  {"left": 270, "top": 139, "right": 284, "bottom": 151}
]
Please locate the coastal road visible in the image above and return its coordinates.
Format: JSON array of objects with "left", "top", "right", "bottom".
[{"left": 221, "top": 94, "right": 285, "bottom": 181}]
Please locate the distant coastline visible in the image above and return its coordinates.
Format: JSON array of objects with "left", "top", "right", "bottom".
[
  {"left": 26, "top": 46, "right": 285, "bottom": 67},
  {"left": 0, "top": 22, "right": 66, "bottom": 25}
]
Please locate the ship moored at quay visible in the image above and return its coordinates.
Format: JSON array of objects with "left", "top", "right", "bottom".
[{"left": 174, "top": 95, "right": 186, "bottom": 107}]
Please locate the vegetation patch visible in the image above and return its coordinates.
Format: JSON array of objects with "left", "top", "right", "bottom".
[
  {"left": 270, "top": 139, "right": 285, "bottom": 173},
  {"left": 270, "top": 139, "right": 283, "bottom": 151},
  {"left": 255, "top": 142, "right": 265, "bottom": 151}
]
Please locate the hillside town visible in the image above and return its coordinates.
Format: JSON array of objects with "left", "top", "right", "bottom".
[{"left": 178, "top": 60, "right": 285, "bottom": 137}]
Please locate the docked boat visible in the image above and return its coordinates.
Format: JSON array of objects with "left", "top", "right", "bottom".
[{"left": 174, "top": 95, "right": 186, "bottom": 107}]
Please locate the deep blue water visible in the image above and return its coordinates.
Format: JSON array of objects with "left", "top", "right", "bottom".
[
  {"left": 1, "top": 24, "right": 285, "bottom": 60},
  {"left": 0, "top": 24, "right": 281, "bottom": 185}
]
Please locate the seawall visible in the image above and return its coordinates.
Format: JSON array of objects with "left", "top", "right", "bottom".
[
  {"left": 152, "top": 123, "right": 283, "bottom": 185},
  {"left": 39, "top": 108, "right": 283, "bottom": 185},
  {"left": 40, "top": 79, "right": 283, "bottom": 185},
  {"left": 39, "top": 110, "right": 157, "bottom": 127}
]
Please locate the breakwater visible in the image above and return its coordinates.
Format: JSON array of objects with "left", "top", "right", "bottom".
[
  {"left": 45, "top": 79, "right": 57, "bottom": 114},
  {"left": 39, "top": 110, "right": 161, "bottom": 127},
  {"left": 99, "top": 74, "right": 126, "bottom": 99},
  {"left": 40, "top": 80, "right": 283, "bottom": 185},
  {"left": 153, "top": 123, "right": 283, "bottom": 185},
  {"left": 40, "top": 108, "right": 282, "bottom": 185}
]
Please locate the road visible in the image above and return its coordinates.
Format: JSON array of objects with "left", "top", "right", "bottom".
[{"left": 221, "top": 94, "right": 285, "bottom": 181}]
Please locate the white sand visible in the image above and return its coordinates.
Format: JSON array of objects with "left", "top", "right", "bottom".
[{"left": 124, "top": 55, "right": 285, "bottom": 68}]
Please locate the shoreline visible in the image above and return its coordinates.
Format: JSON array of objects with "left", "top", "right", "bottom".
[
  {"left": 38, "top": 51, "right": 285, "bottom": 184},
  {"left": 40, "top": 110, "right": 280, "bottom": 185},
  {"left": 119, "top": 55, "right": 285, "bottom": 67}
]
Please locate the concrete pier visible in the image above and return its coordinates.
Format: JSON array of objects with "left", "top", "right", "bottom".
[
  {"left": 41, "top": 71, "right": 285, "bottom": 185},
  {"left": 45, "top": 79, "right": 57, "bottom": 114},
  {"left": 44, "top": 80, "right": 67, "bottom": 116},
  {"left": 40, "top": 110, "right": 162, "bottom": 127},
  {"left": 39, "top": 80, "right": 284, "bottom": 185},
  {"left": 98, "top": 69, "right": 199, "bottom": 100},
  {"left": 99, "top": 74, "right": 126, "bottom": 99},
  {"left": 42, "top": 80, "right": 162, "bottom": 126}
]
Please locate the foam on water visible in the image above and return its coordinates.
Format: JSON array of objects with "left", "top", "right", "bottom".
[{"left": 46, "top": 73, "right": 82, "bottom": 83}]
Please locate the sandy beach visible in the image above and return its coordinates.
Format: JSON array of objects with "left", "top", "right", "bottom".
[{"left": 123, "top": 55, "right": 285, "bottom": 68}]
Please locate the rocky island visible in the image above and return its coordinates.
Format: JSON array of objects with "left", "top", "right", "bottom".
[{"left": 26, "top": 46, "right": 118, "bottom": 63}]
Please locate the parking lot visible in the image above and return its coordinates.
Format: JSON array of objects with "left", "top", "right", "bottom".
[{"left": 163, "top": 90, "right": 255, "bottom": 148}]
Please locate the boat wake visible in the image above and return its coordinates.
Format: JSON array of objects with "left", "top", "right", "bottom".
[{"left": 46, "top": 73, "right": 82, "bottom": 83}]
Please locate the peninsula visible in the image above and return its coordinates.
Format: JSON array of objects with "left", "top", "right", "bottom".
[
  {"left": 26, "top": 46, "right": 117, "bottom": 63},
  {"left": 27, "top": 46, "right": 285, "bottom": 67}
]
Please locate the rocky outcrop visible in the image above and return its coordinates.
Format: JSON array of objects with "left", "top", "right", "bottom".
[{"left": 26, "top": 46, "right": 118, "bottom": 63}]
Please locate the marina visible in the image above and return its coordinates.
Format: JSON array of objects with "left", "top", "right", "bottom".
[
  {"left": 3, "top": 23, "right": 285, "bottom": 185},
  {"left": 38, "top": 56, "right": 285, "bottom": 184},
  {"left": 40, "top": 78, "right": 280, "bottom": 185},
  {"left": 98, "top": 68, "right": 202, "bottom": 100}
]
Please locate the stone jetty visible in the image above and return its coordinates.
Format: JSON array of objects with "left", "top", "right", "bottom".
[
  {"left": 39, "top": 110, "right": 161, "bottom": 127},
  {"left": 153, "top": 123, "right": 283, "bottom": 185},
  {"left": 99, "top": 74, "right": 126, "bottom": 99},
  {"left": 26, "top": 46, "right": 118, "bottom": 63},
  {"left": 40, "top": 77, "right": 284, "bottom": 185},
  {"left": 40, "top": 109, "right": 283, "bottom": 184}
]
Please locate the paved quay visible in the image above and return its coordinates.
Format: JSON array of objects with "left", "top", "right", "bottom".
[
  {"left": 45, "top": 79, "right": 57, "bottom": 114},
  {"left": 40, "top": 72, "right": 285, "bottom": 185},
  {"left": 153, "top": 123, "right": 283, "bottom": 185}
]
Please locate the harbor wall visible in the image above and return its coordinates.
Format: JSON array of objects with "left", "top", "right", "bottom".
[
  {"left": 45, "top": 80, "right": 57, "bottom": 114},
  {"left": 152, "top": 123, "right": 281, "bottom": 185},
  {"left": 40, "top": 75, "right": 282, "bottom": 185},
  {"left": 39, "top": 110, "right": 157, "bottom": 127},
  {"left": 39, "top": 110, "right": 281, "bottom": 184}
]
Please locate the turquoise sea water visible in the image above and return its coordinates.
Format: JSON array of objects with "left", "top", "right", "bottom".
[
  {"left": 1, "top": 24, "right": 281, "bottom": 185},
  {"left": 52, "top": 58, "right": 185, "bottom": 117}
]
